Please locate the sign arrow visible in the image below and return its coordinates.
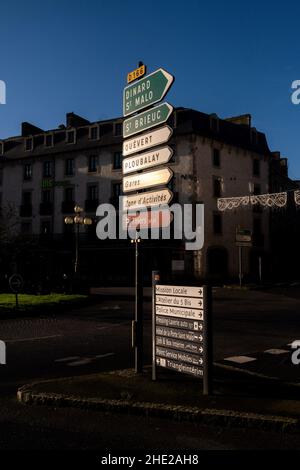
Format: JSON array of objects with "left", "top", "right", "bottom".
[
  {"left": 123, "top": 103, "right": 173, "bottom": 138},
  {"left": 123, "top": 68, "right": 174, "bottom": 116}
]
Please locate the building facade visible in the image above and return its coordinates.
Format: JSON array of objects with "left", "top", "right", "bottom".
[{"left": 0, "top": 108, "right": 282, "bottom": 287}]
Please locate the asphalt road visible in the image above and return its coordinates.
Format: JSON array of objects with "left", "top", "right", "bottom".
[{"left": 0, "top": 287, "right": 299, "bottom": 450}]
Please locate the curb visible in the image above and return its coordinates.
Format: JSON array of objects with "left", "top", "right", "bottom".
[
  {"left": 214, "top": 362, "right": 300, "bottom": 388},
  {"left": 17, "top": 385, "right": 299, "bottom": 434}
]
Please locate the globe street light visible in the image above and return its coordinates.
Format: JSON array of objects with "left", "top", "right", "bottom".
[{"left": 64, "top": 205, "right": 93, "bottom": 274}]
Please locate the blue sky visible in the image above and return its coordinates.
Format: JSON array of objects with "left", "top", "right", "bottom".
[{"left": 1, "top": 0, "right": 300, "bottom": 177}]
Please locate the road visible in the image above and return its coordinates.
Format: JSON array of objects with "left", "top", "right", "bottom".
[{"left": 0, "top": 287, "right": 299, "bottom": 450}]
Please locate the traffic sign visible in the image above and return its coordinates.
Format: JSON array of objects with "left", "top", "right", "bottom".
[
  {"left": 156, "top": 285, "right": 203, "bottom": 298},
  {"left": 156, "top": 336, "right": 203, "bottom": 354},
  {"left": 122, "top": 146, "right": 173, "bottom": 175},
  {"left": 156, "top": 295, "right": 203, "bottom": 309},
  {"left": 156, "top": 357, "right": 204, "bottom": 377},
  {"left": 156, "top": 304, "right": 203, "bottom": 320},
  {"left": 127, "top": 64, "right": 146, "bottom": 83},
  {"left": 156, "top": 326, "right": 203, "bottom": 342},
  {"left": 122, "top": 188, "right": 173, "bottom": 211},
  {"left": 123, "top": 68, "right": 174, "bottom": 116},
  {"left": 123, "top": 209, "right": 173, "bottom": 230},
  {"left": 9, "top": 274, "right": 24, "bottom": 293},
  {"left": 123, "top": 103, "right": 173, "bottom": 138},
  {"left": 156, "top": 347, "right": 203, "bottom": 366},
  {"left": 156, "top": 315, "right": 203, "bottom": 331},
  {"left": 123, "top": 167, "right": 173, "bottom": 193},
  {"left": 122, "top": 125, "right": 173, "bottom": 156}
]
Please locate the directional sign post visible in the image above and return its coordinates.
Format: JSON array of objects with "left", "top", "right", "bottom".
[
  {"left": 123, "top": 68, "right": 174, "bottom": 116},
  {"left": 152, "top": 277, "right": 213, "bottom": 395},
  {"left": 123, "top": 103, "right": 173, "bottom": 138},
  {"left": 122, "top": 66, "right": 175, "bottom": 375}
]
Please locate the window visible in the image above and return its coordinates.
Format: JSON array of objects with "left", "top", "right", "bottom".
[
  {"left": 45, "top": 134, "right": 53, "bottom": 147},
  {"left": 43, "top": 161, "right": 53, "bottom": 178},
  {"left": 87, "top": 184, "right": 98, "bottom": 201},
  {"left": 42, "top": 189, "right": 52, "bottom": 204},
  {"left": 210, "top": 115, "right": 219, "bottom": 133},
  {"left": 213, "top": 213, "right": 222, "bottom": 234},
  {"left": 24, "top": 163, "right": 32, "bottom": 181},
  {"left": 253, "top": 184, "right": 261, "bottom": 195},
  {"left": 90, "top": 126, "right": 99, "bottom": 140},
  {"left": 21, "top": 222, "right": 32, "bottom": 235},
  {"left": 253, "top": 218, "right": 262, "bottom": 235},
  {"left": 66, "top": 130, "right": 76, "bottom": 144},
  {"left": 88, "top": 155, "right": 98, "bottom": 173},
  {"left": 25, "top": 137, "right": 33, "bottom": 151},
  {"left": 41, "top": 220, "right": 51, "bottom": 236},
  {"left": 65, "top": 158, "right": 75, "bottom": 176},
  {"left": 253, "top": 158, "right": 260, "bottom": 177},
  {"left": 213, "top": 177, "right": 222, "bottom": 198},
  {"left": 0, "top": 142, "right": 4, "bottom": 155},
  {"left": 23, "top": 191, "right": 32, "bottom": 205},
  {"left": 114, "top": 123, "right": 122, "bottom": 136},
  {"left": 64, "top": 187, "right": 74, "bottom": 202},
  {"left": 213, "top": 148, "right": 220, "bottom": 167},
  {"left": 113, "top": 152, "right": 122, "bottom": 170}
]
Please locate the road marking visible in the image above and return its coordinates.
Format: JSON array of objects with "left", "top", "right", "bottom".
[
  {"left": 264, "top": 349, "right": 289, "bottom": 355},
  {"left": 67, "top": 353, "right": 115, "bottom": 367},
  {"left": 224, "top": 355, "right": 256, "bottom": 364},
  {"left": 6, "top": 335, "right": 63, "bottom": 344},
  {"left": 55, "top": 356, "right": 80, "bottom": 363}
]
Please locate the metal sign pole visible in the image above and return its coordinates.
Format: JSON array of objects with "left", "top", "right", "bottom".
[
  {"left": 134, "top": 236, "right": 143, "bottom": 373},
  {"left": 203, "top": 285, "right": 213, "bottom": 395},
  {"left": 152, "top": 270, "right": 160, "bottom": 381},
  {"left": 239, "top": 246, "right": 243, "bottom": 287}
]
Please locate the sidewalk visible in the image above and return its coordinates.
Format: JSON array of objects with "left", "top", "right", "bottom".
[{"left": 18, "top": 366, "right": 300, "bottom": 433}]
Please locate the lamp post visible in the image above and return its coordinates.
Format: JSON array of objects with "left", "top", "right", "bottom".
[{"left": 64, "top": 205, "right": 93, "bottom": 274}]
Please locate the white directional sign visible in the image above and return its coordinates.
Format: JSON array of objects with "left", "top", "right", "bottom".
[
  {"left": 156, "top": 285, "right": 203, "bottom": 298},
  {"left": 122, "top": 125, "right": 173, "bottom": 157},
  {"left": 156, "top": 347, "right": 203, "bottom": 366},
  {"left": 156, "top": 295, "right": 203, "bottom": 309},
  {"left": 122, "top": 188, "right": 173, "bottom": 211},
  {"left": 123, "top": 167, "right": 173, "bottom": 193},
  {"left": 156, "top": 304, "right": 203, "bottom": 321},
  {"left": 122, "top": 146, "right": 173, "bottom": 175}
]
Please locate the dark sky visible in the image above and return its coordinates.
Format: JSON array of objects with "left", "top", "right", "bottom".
[{"left": 1, "top": 0, "right": 300, "bottom": 177}]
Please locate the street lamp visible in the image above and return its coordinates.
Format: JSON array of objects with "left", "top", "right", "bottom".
[{"left": 64, "top": 205, "right": 93, "bottom": 274}]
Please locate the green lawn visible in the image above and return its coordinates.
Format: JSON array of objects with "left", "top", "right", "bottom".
[{"left": 0, "top": 293, "right": 88, "bottom": 311}]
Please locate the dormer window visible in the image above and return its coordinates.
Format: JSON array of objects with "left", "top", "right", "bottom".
[
  {"left": 66, "top": 129, "right": 76, "bottom": 144},
  {"left": 25, "top": 137, "right": 33, "bottom": 152},
  {"left": 89, "top": 125, "right": 99, "bottom": 140},
  {"left": 210, "top": 115, "right": 219, "bottom": 133},
  {"left": 45, "top": 133, "right": 54, "bottom": 148}
]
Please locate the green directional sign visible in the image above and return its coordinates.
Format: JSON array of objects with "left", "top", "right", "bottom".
[
  {"left": 123, "top": 103, "right": 173, "bottom": 138},
  {"left": 123, "top": 68, "right": 174, "bottom": 117}
]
